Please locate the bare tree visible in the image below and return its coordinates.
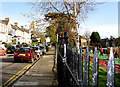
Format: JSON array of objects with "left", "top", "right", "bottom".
[
  {"left": 28, "top": 0, "right": 101, "bottom": 48},
  {"left": 84, "top": 30, "right": 91, "bottom": 43}
]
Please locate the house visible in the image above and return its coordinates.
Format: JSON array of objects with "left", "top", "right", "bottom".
[
  {"left": 2, "top": 18, "right": 13, "bottom": 43},
  {"left": 11, "top": 22, "right": 23, "bottom": 44},
  {"left": 0, "top": 18, "right": 32, "bottom": 44},
  {"left": 21, "top": 26, "right": 32, "bottom": 43},
  {"left": 0, "top": 18, "right": 13, "bottom": 43},
  {"left": 11, "top": 22, "right": 31, "bottom": 44},
  {"left": 102, "top": 36, "right": 116, "bottom": 48}
]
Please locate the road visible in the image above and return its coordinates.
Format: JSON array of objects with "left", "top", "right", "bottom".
[{"left": 0, "top": 54, "right": 42, "bottom": 87}]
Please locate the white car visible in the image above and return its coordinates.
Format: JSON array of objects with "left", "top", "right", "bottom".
[
  {"left": 38, "top": 45, "right": 46, "bottom": 55},
  {"left": 31, "top": 46, "right": 42, "bottom": 58}
]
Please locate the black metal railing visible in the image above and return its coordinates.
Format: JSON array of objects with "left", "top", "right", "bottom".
[{"left": 56, "top": 32, "right": 115, "bottom": 87}]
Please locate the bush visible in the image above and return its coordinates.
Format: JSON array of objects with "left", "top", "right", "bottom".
[
  {"left": 4, "top": 43, "right": 11, "bottom": 48},
  {"left": 2, "top": 42, "right": 6, "bottom": 44},
  {"left": 18, "top": 41, "right": 20, "bottom": 44}
]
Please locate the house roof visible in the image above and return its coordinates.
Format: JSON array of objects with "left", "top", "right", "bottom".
[
  {"left": 11, "top": 24, "right": 18, "bottom": 30},
  {"left": 24, "top": 29, "right": 29, "bottom": 33},
  {"left": 2, "top": 20, "right": 9, "bottom": 25},
  {"left": 11, "top": 24, "right": 30, "bottom": 33}
]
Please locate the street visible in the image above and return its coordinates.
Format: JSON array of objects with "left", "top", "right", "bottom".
[
  {"left": 0, "top": 47, "right": 57, "bottom": 87},
  {"left": 0, "top": 54, "right": 37, "bottom": 86}
]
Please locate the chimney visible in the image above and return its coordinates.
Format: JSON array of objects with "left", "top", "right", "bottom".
[
  {"left": 14, "top": 22, "right": 18, "bottom": 27},
  {"left": 21, "top": 26, "right": 24, "bottom": 30},
  {"left": 5, "top": 17, "right": 9, "bottom": 21}
]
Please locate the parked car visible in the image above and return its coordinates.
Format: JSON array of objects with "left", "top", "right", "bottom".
[
  {"left": 16, "top": 44, "right": 22, "bottom": 49},
  {"left": 23, "top": 44, "right": 29, "bottom": 47},
  {"left": 31, "top": 46, "right": 42, "bottom": 58},
  {"left": 14, "top": 47, "right": 37, "bottom": 63},
  {"left": 0, "top": 47, "right": 6, "bottom": 55},
  {"left": 45, "top": 45, "right": 49, "bottom": 52},
  {"left": 47, "top": 43, "right": 52, "bottom": 49},
  {"left": 38, "top": 45, "right": 46, "bottom": 55},
  {"left": 6, "top": 46, "right": 17, "bottom": 54}
]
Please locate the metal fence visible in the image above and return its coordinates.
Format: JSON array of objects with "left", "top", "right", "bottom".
[{"left": 57, "top": 43, "right": 115, "bottom": 87}]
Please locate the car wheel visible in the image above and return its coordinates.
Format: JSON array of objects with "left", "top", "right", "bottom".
[
  {"left": 14, "top": 59, "right": 17, "bottom": 63},
  {"left": 37, "top": 55, "right": 39, "bottom": 58}
]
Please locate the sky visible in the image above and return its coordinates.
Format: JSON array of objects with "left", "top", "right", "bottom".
[
  {"left": 79, "top": 2, "right": 118, "bottom": 39},
  {"left": 1, "top": 2, "right": 33, "bottom": 28},
  {"left": 0, "top": 0, "right": 119, "bottom": 39}
]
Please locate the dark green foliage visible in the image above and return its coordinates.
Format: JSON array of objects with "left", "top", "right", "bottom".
[
  {"left": 45, "top": 12, "right": 76, "bottom": 44},
  {"left": 90, "top": 32, "right": 102, "bottom": 44},
  {"left": 115, "top": 37, "right": 120, "bottom": 46}
]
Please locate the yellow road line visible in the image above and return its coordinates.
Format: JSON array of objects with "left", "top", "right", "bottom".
[
  {"left": 2, "top": 64, "right": 31, "bottom": 87},
  {"left": 5, "top": 64, "right": 32, "bottom": 87},
  {"left": 2, "top": 65, "right": 28, "bottom": 86}
]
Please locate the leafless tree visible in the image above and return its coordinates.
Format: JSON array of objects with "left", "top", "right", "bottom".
[
  {"left": 28, "top": 0, "right": 101, "bottom": 48},
  {"left": 84, "top": 30, "right": 91, "bottom": 43}
]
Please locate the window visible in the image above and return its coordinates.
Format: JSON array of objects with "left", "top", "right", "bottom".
[{"left": 17, "top": 48, "right": 30, "bottom": 52}]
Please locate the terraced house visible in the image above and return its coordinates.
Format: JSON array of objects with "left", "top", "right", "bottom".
[
  {"left": 11, "top": 22, "right": 32, "bottom": 44},
  {"left": 0, "top": 18, "right": 12, "bottom": 43},
  {"left": 0, "top": 18, "right": 32, "bottom": 44}
]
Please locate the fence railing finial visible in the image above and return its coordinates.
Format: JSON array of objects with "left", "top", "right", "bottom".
[
  {"left": 92, "top": 47, "right": 99, "bottom": 87},
  {"left": 107, "top": 47, "right": 115, "bottom": 87}
]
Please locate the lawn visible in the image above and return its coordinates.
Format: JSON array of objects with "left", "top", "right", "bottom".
[
  {"left": 83, "top": 60, "right": 120, "bottom": 86},
  {"left": 89, "top": 54, "right": 120, "bottom": 65}
]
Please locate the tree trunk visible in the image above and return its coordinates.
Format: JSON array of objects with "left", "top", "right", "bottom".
[
  {"left": 75, "top": 22, "right": 79, "bottom": 49},
  {"left": 74, "top": 1, "right": 79, "bottom": 49}
]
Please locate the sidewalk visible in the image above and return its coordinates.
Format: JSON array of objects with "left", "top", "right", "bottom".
[{"left": 13, "top": 47, "right": 58, "bottom": 87}]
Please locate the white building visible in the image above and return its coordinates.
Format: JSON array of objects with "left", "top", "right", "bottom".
[
  {"left": 11, "top": 22, "right": 31, "bottom": 44},
  {"left": 0, "top": 18, "right": 32, "bottom": 44},
  {"left": 0, "top": 18, "right": 12, "bottom": 43}
]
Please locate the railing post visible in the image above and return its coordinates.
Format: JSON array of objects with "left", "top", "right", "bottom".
[
  {"left": 63, "top": 43, "right": 67, "bottom": 86},
  {"left": 62, "top": 32, "right": 69, "bottom": 86},
  {"left": 75, "top": 48, "right": 78, "bottom": 79},
  {"left": 92, "top": 47, "right": 99, "bottom": 87},
  {"left": 83, "top": 46, "right": 90, "bottom": 87},
  {"left": 107, "top": 47, "right": 115, "bottom": 87},
  {"left": 73, "top": 47, "right": 76, "bottom": 76},
  {"left": 78, "top": 46, "right": 83, "bottom": 86},
  {"left": 57, "top": 44, "right": 63, "bottom": 87},
  {"left": 56, "top": 33, "right": 58, "bottom": 64}
]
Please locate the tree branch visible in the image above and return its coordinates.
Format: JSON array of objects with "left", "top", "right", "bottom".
[
  {"left": 76, "top": 2, "right": 85, "bottom": 16},
  {"left": 63, "top": 0, "right": 71, "bottom": 18},
  {"left": 49, "top": 2, "right": 63, "bottom": 14},
  {"left": 65, "top": 1, "right": 74, "bottom": 12}
]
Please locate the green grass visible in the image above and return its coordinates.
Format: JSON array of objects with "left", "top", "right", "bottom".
[
  {"left": 82, "top": 60, "right": 120, "bottom": 86},
  {"left": 89, "top": 54, "right": 120, "bottom": 65}
]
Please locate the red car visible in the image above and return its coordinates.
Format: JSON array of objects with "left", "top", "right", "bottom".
[
  {"left": 14, "top": 47, "right": 37, "bottom": 63},
  {"left": 0, "top": 47, "right": 6, "bottom": 55}
]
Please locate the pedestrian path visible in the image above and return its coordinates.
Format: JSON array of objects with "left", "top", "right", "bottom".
[{"left": 13, "top": 47, "right": 57, "bottom": 87}]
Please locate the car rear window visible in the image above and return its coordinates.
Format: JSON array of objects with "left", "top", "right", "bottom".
[
  {"left": 32, "top": 47, "right": 38, "bottom": 50},
  {"left": 7, "top": 46, "right": 16, "bottom": 49},
  {"left": 7, "top": 46, "right": 11, "bottom": 49},
  {"left": 17, "top": 48, "right": 30, "bottom": 52}
]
